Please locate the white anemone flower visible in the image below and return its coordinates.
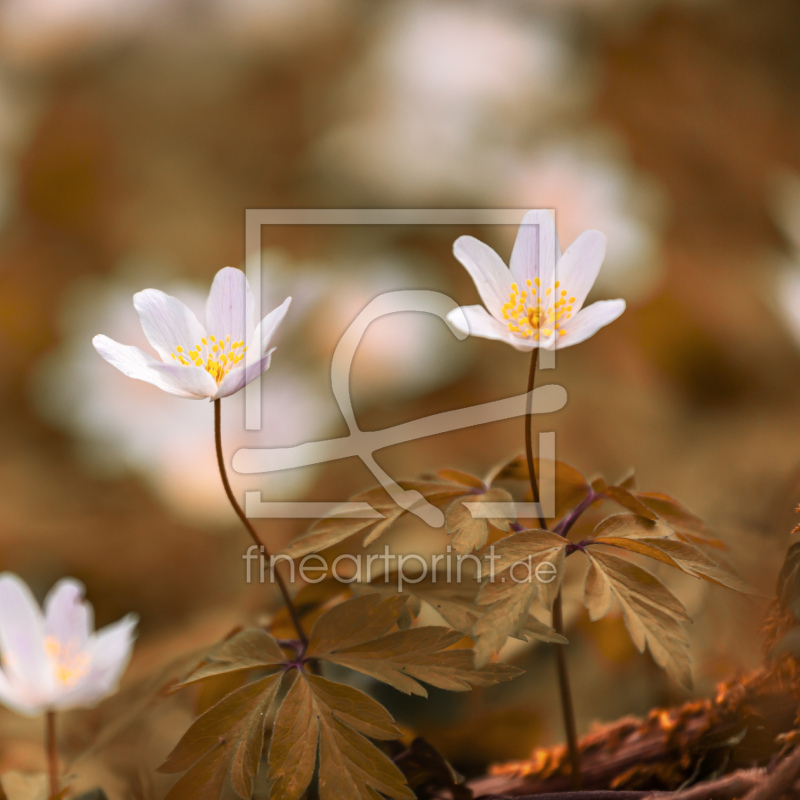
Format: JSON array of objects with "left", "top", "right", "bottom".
[
  {"left": 93, "top": 267, "right": 291, "bottom": 400},
  {"left": 446, "top": 210, "right": 626, "bottom": 350},
  {"left": 0, "top": 574, "right": 137, "bottom": 716}
]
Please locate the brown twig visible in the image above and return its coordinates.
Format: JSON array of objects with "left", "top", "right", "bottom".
[
  {"left": 476, "top": 769, "right": 763, "bottom": 799},
  {"left": 743, "top": 746, "right": 800, "bottom": 800}
]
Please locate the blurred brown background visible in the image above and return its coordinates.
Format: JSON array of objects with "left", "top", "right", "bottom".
[{"left": 1, "top": 0, "right": 800, "bottom": 792}]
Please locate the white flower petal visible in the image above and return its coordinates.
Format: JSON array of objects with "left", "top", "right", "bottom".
[
  {"left": 148, "top": 362, "right": 219, "bottom": 400},
  {"left": 252, "top": 296, "right": 292, "bottom": 356},
  {"left": 453, "top": 235, "right": 512, "bottom": 314},
  {"left": 509, "top": 209, "right": 559, "bottom": 292},
  {"left": 446, "top": 305, "right": 535, "bottom": 351},
  {"left": 133, "top": 289, "right": 208, "bottom": 363},
  {"left": 205, "top": 267, "right": 254, "bottom": 344},
  {"left": 0, "top": 666, "right": 40, "bottom": 716},
  {"left": 44, "top": 579, "right": 92, "bottom": 649},
  {"left": 557, "top": 299, "right": 626, "bottom": 349},
  {"left": 555, "top": 230, "right": 607, "bottom": 312},
  {"left": 93, "top": 336, "right": 210, "bottom": 399},
  {"left": 0, "top": 574, "right": 51, "bottom": 703},
  {"left": 55, "top": 613, "right": 138, "bottom": 709},
  {"left": 214, "top": 349, "right": 274, "bottom": 399}
]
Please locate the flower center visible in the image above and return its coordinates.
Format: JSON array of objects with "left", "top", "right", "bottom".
[
  {"left": 501, "top": 278, "right": 575, "bottom": 340},
  {"left": 44, "top": 636, "right": 91, "bottom": 687},
  {"left": 168, "top": 334, "right": 248, "bottom": 385}
]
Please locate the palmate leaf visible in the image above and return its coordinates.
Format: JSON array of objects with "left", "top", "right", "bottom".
[
  {"left": 307, "top": 594, "right": 521, "bottom": 696},
  {"left": 601, "top": 484, "right": 659, "bottom": 521},
  {"left": 446, "top": 487, "right": 513, "bottom": 555},
  {"left": 174, "top": 629, "right": 288, "bottom": 688},
  {"left": 282, "top": 479, "right": 484, "bottom": 559},
  {"left": 584, "top": 548, "right": 694, "bottom": 688},
  {"left": 495, "top": 456, "right": 591, "bottom": 522},
  {"left": 587, "top": 513, "right": 757, "bottom": 595},
  {"left": 464, "top": 530, "right": 570, "bottom": 664},
  {"left": 269, "top": 672, "right": 413, "bottom": 800},
  {"left": 481, "top": 530, "right": 569, "bottom": 611},
  {"left": 160, "top": 673, "right": 283, "bottom": 800},
  {"left": 629, "top": 491, "right": 726, "bottom": 549},
  {"left": 472, "top": 581, "right": 541, "bottom": 667},
  {"left": 358, "top": 575, "right": 566, "bottom": 660},
  {"left": 162, "top": 594, "right": 522, "bottom": 800}
]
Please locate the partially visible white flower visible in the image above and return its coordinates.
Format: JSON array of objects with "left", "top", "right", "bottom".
[
  {"left": 495, "top": 140, "right": 666, "bottom": 302},
  {"left": 93, "top": 267, "right": 290, "bottom": 400},
  {"left": 0, "top": 574, "right": 137, "bottom": 717},
  {"left": 296, "top": 254, "right": 471, "bottom": 402},
  {"left": 446, "top": 209, "right": 626, "bottom": 350},
  {"left": 772, "top": 174, "right": 800, "bottom": 347},
  {"left": 315, "top": 1, "right": 581, "bottom": 203},
  {"left": 0, "top": 0, "right": 159, "bottom": 63}
]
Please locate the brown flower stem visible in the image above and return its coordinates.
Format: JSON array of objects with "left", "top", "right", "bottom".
[
  {"left": 45, "top": 710, "right": 58, "bottom": 799},
  {"left": 214, "top": 398, "right": 308, "bottom": 648},
  {"left": 525, "top": 349, "right": 581, "bottom": 790}
]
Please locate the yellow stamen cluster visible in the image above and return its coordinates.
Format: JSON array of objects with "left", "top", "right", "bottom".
[
  {"left": 44, "top": 636, "right": 91, "bottom": 687},
  {"left": 168, "top": 334, "right": 248, "bottom": 384},
  {"left": 500, "top": 278, "right": 575, "bottom": 340}
]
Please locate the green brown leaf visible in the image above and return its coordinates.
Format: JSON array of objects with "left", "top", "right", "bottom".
[
  {"left": 602, "top": 485, "right": 659, "bottom": 521},
  {"left": 495, "top": 457, "right": 591, "bottom": 522},
  {"left": 588, "top": 513, "right": 756, "bottom": 594},
  {"left": 583, "top": 549, "right": 693, "bottom": 688},
  {"left": 161, "top": 673, "right": 282, "bottom": 800},
  {"left": 472, "top": 581, "right": 540, "bottom": 666},
  {"left": 268, "top": 671, "right": 414, "bottom": 800},
  {"left": 632, "top": 491, "right": 726, "bottom": 548},
  {"left": 307, "top": 593, "right": 408, "bottom": 655},
  {"left": 283, "top": 482, "right": 467, "bottom": 558},
  {"left": 438, "top": 469, "right": 486, "bottom": 489},
  {"left": 307, "top": 594, "right": 522, "bottom": 695},
  {"left": 176, "top": 629, "right": 287, "bottom": 688},
  {"left": 446, "top": 487, "right": 513, "bottom": 554},
  {"left": 361, "top": 575, "right": 564, "bottom": 662},
  {"left": 481, "top": 530, "right": 568, "bottom": 611}
]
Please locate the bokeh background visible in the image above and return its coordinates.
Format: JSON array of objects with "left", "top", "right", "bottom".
[{"left": 1, "top": 0, "right": 800, "bottom": 793}]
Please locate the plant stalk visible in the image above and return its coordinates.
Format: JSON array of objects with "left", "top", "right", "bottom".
[
  {"left": 525, "top": 349, "right": 581, "bottom": 790},
  {"left": 214, "top": 399, "right": 308, "bottom": 648},
  {"left": 45, "top": 710, "right": 58, "bottom": 799}
]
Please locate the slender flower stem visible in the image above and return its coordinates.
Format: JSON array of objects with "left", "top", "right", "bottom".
[
  {"left": 524, "top": 350, "right": 581, "bottom": 790},
  {"left": 45, "top": 710, "right": 58, "bottom": 799},
  {"left": 214, "top": 399, "right": 308, "bottom": 648}
]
